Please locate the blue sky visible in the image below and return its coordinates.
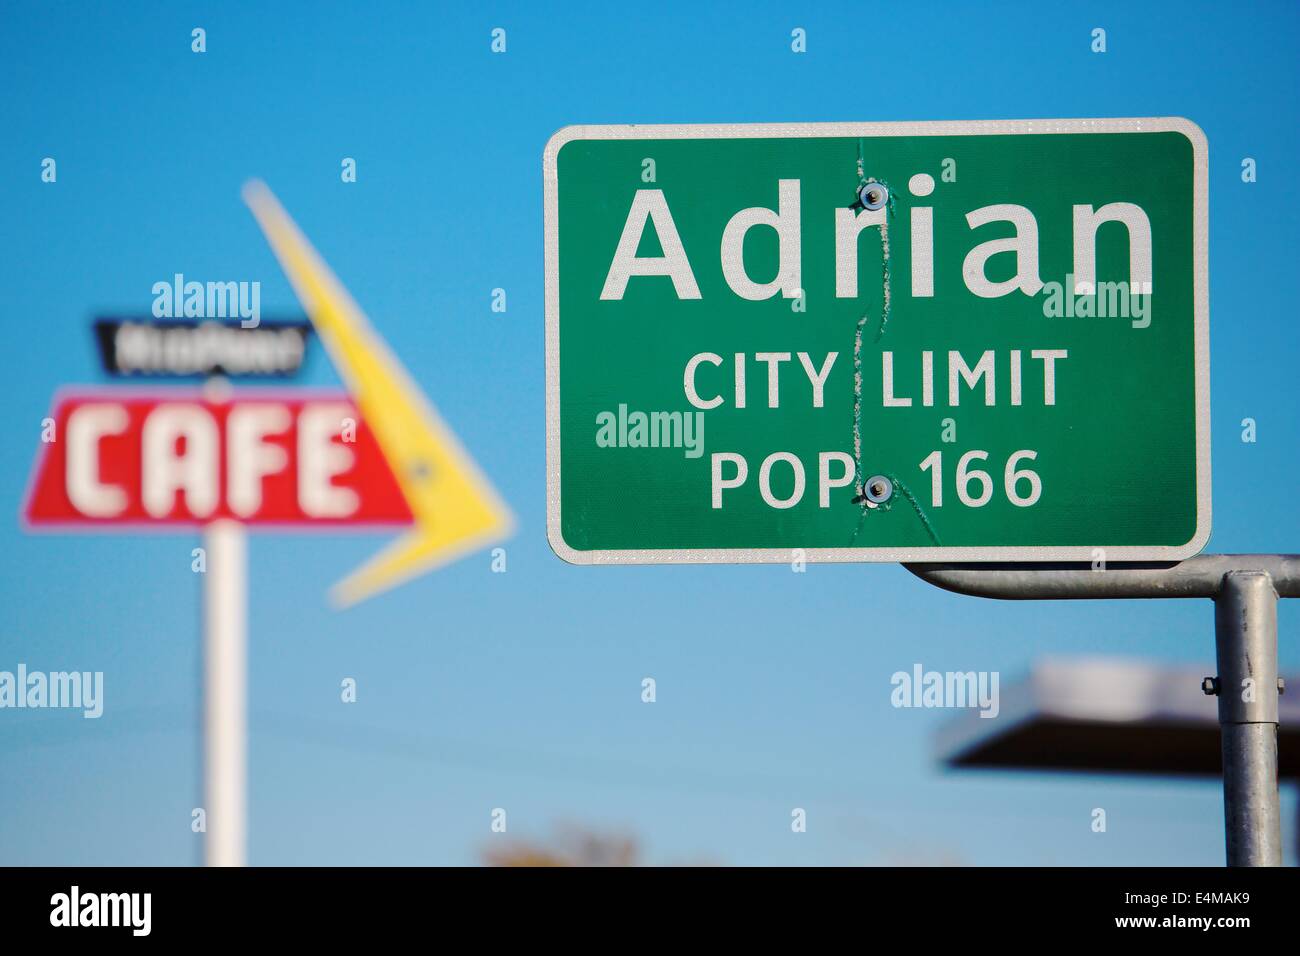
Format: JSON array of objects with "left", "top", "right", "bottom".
[{"left": 1, "top": 1, "right": 1297, "bottom": 865}]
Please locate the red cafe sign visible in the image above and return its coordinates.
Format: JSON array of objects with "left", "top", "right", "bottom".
[{"left": 24, "top": 391, "right": 412, "bottom": 527}]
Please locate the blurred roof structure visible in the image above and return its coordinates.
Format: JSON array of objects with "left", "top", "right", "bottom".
[{"left": 935, "top": 658, "right": 1300, "bottom": 777}]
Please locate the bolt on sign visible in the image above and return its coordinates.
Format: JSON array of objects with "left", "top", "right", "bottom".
[{"left": 544, "top": 119, "right": 1210, "bottom": 563}]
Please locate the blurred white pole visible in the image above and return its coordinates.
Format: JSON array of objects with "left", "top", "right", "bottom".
[{"left": 203, "top": 519, "right": 247, "bottom": 866}]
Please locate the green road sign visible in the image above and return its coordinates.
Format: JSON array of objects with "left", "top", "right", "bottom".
[{"left": 544, "top": 119, "right": 1209, "bottom": 564}]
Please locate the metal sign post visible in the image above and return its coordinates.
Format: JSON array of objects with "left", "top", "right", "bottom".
[
  {"left": 906, "top": 554, "right": 1299, "bottom": 866},
  {"left": 202, "top": 519, "right": 248, "bottom": 867}
]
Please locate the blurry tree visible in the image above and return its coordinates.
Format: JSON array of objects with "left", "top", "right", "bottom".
[{"left": 481, "top": 824, "right": 639, "bottom": 867}]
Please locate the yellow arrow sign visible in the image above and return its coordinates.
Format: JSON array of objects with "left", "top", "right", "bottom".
[{"left": 243, "top": 180, "right": 513, "bottom": 606}]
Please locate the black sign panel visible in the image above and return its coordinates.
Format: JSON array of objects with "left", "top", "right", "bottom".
[{"left": 93, "top": 319, "right": 311, "bottom": 378}]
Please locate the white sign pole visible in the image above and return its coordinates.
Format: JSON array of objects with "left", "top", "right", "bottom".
[{"left": 203, "top": 519, "right": 248, "bottom": 867}]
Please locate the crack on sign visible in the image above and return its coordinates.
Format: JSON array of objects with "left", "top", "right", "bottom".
[
  {"left": 849, "top": 143, "right": 895, "bottom": 506},
  {"left": 871, "top": 181, "right": 895, "bottom": 343},
  {"left": 889, "top": 474, "right": 942, "bottom": 546},
  {"left": 847, "top": 144, "right": 936, "bottom": 546},
  {"left": 850, "top": 193, "right": 891, "bottom": 495},
  {"left": 850, "top": 473, "right": 941, "bottom": 547}
]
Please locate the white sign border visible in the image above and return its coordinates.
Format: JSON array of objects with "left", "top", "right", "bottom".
[{"left": 544, "top": 118, "right": 1211, "bottom": 565}]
